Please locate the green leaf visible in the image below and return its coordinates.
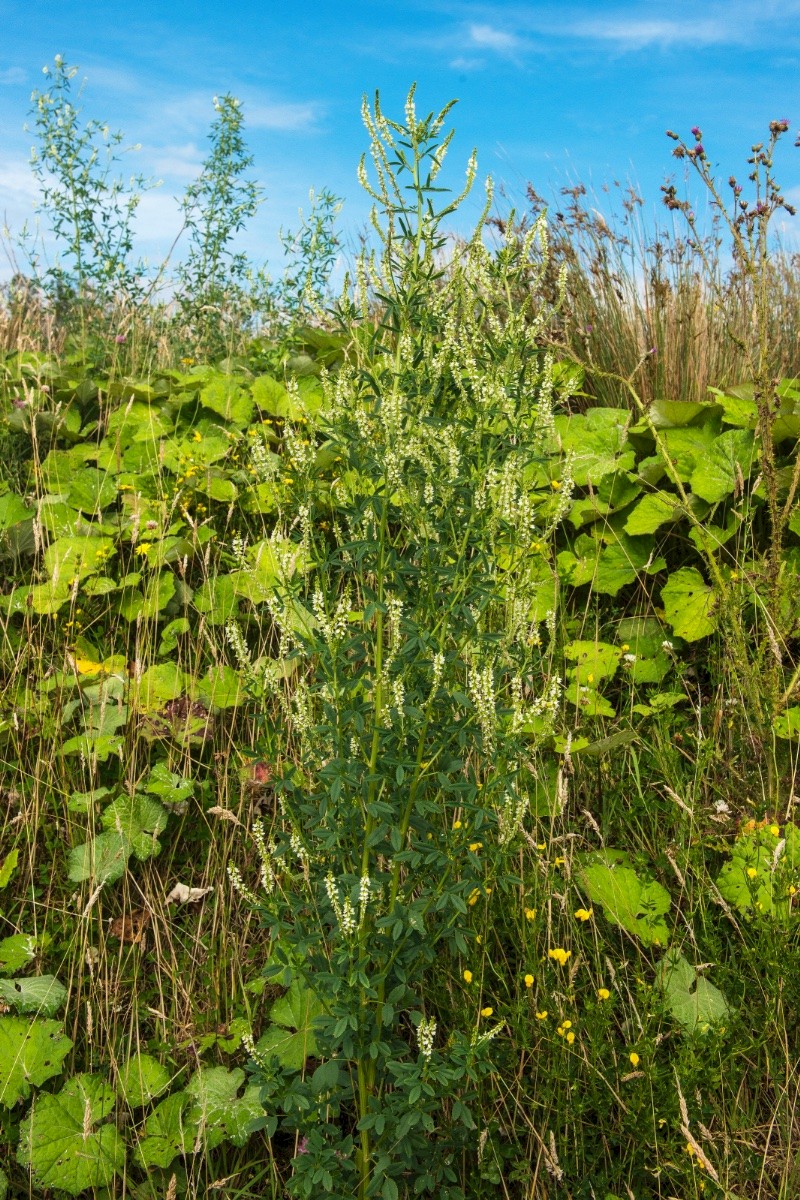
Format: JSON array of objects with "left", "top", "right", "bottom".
[
  {"left": 656, "top": 951, "right": 730, "bottom": 1033},
  {"left": 560, "top": 532, "right": 663, "bottom": 596},
  {"left": 144, "top": 763, "right": 194, "bottom": 805},
  {"left": 624, "top": 491, "right": 681, "bottom": 536},
  {"left": 135, "top": 1092, "right": 194, "bottom": 1167},
  {"left": 186, "top": 1066, "right": 264, "bottom": 1147},
  {"left": 564, "top": 640, "right": 621, "bottom": 684},
  {"left": 578, "top": 851, "right": 671, "bottom": 946},
  {"left": 194, "top": 663, "right": 243, "bottom": 710},
  {"left": 117, "top": 1053, "right": 171, "bottom": 1108},
  {"left": 661, "top": 567, "right": 717, "bottom": 641},
  {"left": 133, "top": 663, "right": 192, "bottom": 713},
  {"left": 0, "top": 1164, "right": 7, "bottom": 1200},
  {"left": 0, "top": 492, "right": 33, "bottom": 531},
  {"left": 255, "top": 980, "right": 324, "bottom": 1070},
  {"left": 67, "top": 830, "right": 130, "bottom": 885},
  {"left": 565, "top": 680, "right": 616, "bottom": 718},
  {"left": 193, "top": 573, "right": 240, "bottom": 625},
  {"left": 0, "top": 1017, "right": 72, "bottom": 1106},
  {"left": 67, "top": 467, "right": 118, "bottom": 514},
  {"left": 0, "top": 975, "right": 68, "bottom": 1016},
  {"left": 553, "top": 408, "right": 634, "bottom": 486},
  {"left": 18, "top": 1073, "right": 125, "bottom": 1195},
  {"left": 0, "top": 849, "right": 18, "bottom": 889},
  {"left": 774, "top": 707, "right": 800, "bottom": 741},
  {"left": 200, "top": 375, "right": 254, "bottom": 427},
  {"left": 690, "top": 429, "right": 755, "bottom": 503},
  {"left": 44, "top": 535, "right": 115, "bottom": 583},
  {"left": 0, "top": 933, "right": 48, "bottom": 974},
  {"left": 660, "top": 424, "right": 717, "bottom": 481},
  {"left": 102, "top": 794, "right": 169, "bottom": 862},
  {"left": 716, "top": 822, "right": 800, "bottom": 918}
]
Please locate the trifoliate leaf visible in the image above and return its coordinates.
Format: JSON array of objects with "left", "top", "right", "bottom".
[
  {"left": 117, "top": 1053, "right": 171, "bottom": 1108},
  {"left": 0, "top": 974, "right": 67, "bottom": 1016},
  {"left": 18, "top": 1074, "right": 125, "bottom": 1195},
  {"left": 0, "top": 1017, "right": 72, "bottom": 1106},
  {"left": 656, "top": 951, "right": 730, "bottom": 1033}
]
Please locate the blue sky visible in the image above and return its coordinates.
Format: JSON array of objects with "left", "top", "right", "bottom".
[{"left": 1, "top": 0, "right": 799, "bottom": 282}]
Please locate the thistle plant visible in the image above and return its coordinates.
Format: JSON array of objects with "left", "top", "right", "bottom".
[{"left": 239, "top": 87, "right": 573, "bottom": 1200}]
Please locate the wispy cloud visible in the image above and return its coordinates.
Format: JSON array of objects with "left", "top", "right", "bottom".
[
  {"left": 0, "top": 67, "right": 26, "bottom": 85},
  {"left": 246, "top": 101, "right": 320, "bottom": 133},
  {"left": 566, "top": 16, "right": 734, "bottom": 50},
  {"left": 468, "top": 23, "right": 521, "bottom": 53}
]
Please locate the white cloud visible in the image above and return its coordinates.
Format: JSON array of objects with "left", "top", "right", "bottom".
[
  {"left": 0, "top": 67, "right": 26, "bottom": 86},
  {"left": 468, "top": 23, "right": 521, "bottom": 52},
  {"left": 246, "top": 101, "right": 320, "bottom": 133},
  {"left": 568, "top": 16, "right": 734, "bottom": 49},
  {"left": 145, "top": 142, "right": 204, "bottom": 183}
]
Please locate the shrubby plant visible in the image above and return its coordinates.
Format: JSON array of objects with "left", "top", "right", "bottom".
[
  {"left": 235, "top": 87, "right": 573, "bottom": 1200},
  {"left": 174, "top": 94, "right": 265, "bottom": 358},
  {"left": 22, "top": 55, "right": 153, "bottom": 344}
]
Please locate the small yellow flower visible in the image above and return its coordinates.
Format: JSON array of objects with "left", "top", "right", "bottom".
[
  {"left": 629, "top": 1052, "right": 640, "bottom": 1067},
  {"left": 536, "top": 842, "right": 546, "bottom": 851},
  {"left": 535, "top": 1010, "right": 548, "bottom": 1020},
  {"left": 476, "top": 935, "right": 483, "bottom": 944},
  {"left": 480, "top": 1006, "right": 493, "bottom": 1018},
  {"left": 550, "top": 479, "right": 561, "bottom": 490},
  {"left": 789, "top": 885, "right": 797, "bottom": 896},
  {"left": 621, "top": 643, "right": 630, "bottom": 652},
  {"left": 554, "top": 856, "right": 565, "bottom": 867},
  {"left": 574, "top": 908, "right": 593, "bottom": 922},
  {"left": 770, "top": 824, "right": 780, "bottom": 836},
  {"left": 747, "top": 867, "right": 758, "bottom": 879},
  {"left": 463, "top": 970, "right": 473, "bottom": 984},
  {"left": 524, "top": 973, "right": 534, "bottom": 988},
  {"left": 524, "top": 908, "right": 536, "bottom": 920},
  {"left": 561, "top": 1020, "right": 572, "bottom": 1030},
  {"left": 193, "top": 430, "right": 202, "bottom": 442},
  {"left": 597, "top": 987, "right": 611, "bottom": 1001},
  {"left": 453, "top": 820, "right": 462, "bottom": 830},
  {"left": 566, "top": 1031, "right": 575, "bottom": 1044},
  {"left": 485, "top": 887, "right": 492, "bottom": 896},
  {"left": 135, "top": 542, "right": 152, "bottom": 556},
  {"left": 587, "top": 673, "right": 594, "bottom": 683},
  {"left": 468, "top": 889, "right": 481, "bottom": 906},
  {"left": 469, "top": 842, "right": 483, "bottom": 852},
  {"left": 548, "top": 948, "right": 571, "bottom": 966}
]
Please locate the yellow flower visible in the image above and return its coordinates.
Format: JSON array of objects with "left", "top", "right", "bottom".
[
  {"left": 192, "top": 430, "right": 202, "bottom": 442},
  {"left": 587, "top": 673, "right": 594, "bottom": 683},
  {"left": 548, "top": 948, "right": 571, "bottom": 966},
  {"left": 746, "top": 867, "right": 758, "bottom": 879},
  {"left": 574, "top": 908, "right": 593, "bottom": 921},
  {"left": 789, "top": 886, "right": 797, "bottom": 896},
  {"left": 480, "top": 1006, "right": 493, "bottom": 1018},
  {"left": 550, "top": 479, "right": 561, "bottom": 490},
  {"left": 769, "top": 824, "right": 780, "bottom": 836},
  {"left": 597, "top": 987, "right": 611, "bottom": 1001},
  {"left": 524, "top": 973, "right": 534, "bottom": 988},
  {"left": 468, "top": 889, "right": 481, "bottom": 906},
  {"left": 535, "top": 1010, "right": 548, "bottom": 1020},
  {"left": 135, "top": 543, "right": 152, "bottom": 556},
  {"left": 524, "top": 908, "right": 536, "bottom": 920},
  {"left": 629, "top": 1052, "right": 640, "bottom": 1067},
  {"left": 469, "top": 842, "right": 483, "bottom": 852},
  {"left": 463, "top": 970, "right": 473, "bottom": 984},
  {"left": 566, "top": 1031, "right": 575, "bottom": 1044},
  {"left": 554, "top": 856, "right": 565, "bottom": 867},
  {"left": 536, "top": 842, "right": 546, "bottom": 851},
  {"left": 621, "top": 643, "right": 630, "bottom": 652},
  {"left": 453, "top": 820, "right": 462, "bottom": 830},
  {"left": 561, "top": 1020, "right": 572, "bottom": 1029}
]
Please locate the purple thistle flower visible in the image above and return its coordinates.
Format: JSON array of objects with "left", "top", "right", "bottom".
[
  {"left": 690, "top": 126, "right": 702, "bottom": 139},
  {"left": 115, "top": 333, "right": 127, "bottom": 344}
]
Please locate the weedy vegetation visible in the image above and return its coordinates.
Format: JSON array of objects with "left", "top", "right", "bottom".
[{"left": 0, "top": 60, "right": 799, "bottom": 1200}]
